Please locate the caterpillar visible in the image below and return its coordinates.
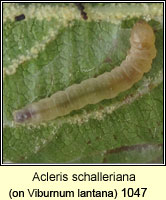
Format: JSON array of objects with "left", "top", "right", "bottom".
[
  {"left": 15, "top": 14, "right": 25, "bottom": 21},
  {"left": 13, "top": 21, "right": 156, "bottom": 124}
]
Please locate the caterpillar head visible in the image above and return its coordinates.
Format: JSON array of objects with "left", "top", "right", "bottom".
[
  {"left": 13, "top": 108, "right": 32, "bottom": 123},
  {"left": 130, "top": 20, "right": 155, "bottom": 50},
  {"left": 13, "top": 103, "right": 43, "bottom": 124}
]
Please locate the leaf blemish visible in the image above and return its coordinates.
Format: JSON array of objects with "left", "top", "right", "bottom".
[{"left": 15, "top": 14, "right": 25, "bottom": 21}]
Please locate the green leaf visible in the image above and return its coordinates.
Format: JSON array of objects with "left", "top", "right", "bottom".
[{"left": 3, "top": 3, "right": 163, "bottom": 163}]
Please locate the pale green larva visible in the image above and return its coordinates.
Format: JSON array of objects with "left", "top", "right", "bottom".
[{"left": 13, "top": 21, "right": 156, "bottom": 124}]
